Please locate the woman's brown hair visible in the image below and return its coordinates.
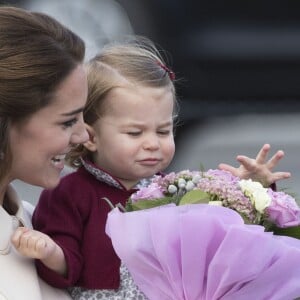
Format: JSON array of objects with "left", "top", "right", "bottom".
[{"left": 0, "top": 6, "right": 85, "bottom": 182}]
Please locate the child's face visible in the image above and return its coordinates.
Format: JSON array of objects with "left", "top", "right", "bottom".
[{"left": 89, "top": 84, "right": 175, "bottom": 189}]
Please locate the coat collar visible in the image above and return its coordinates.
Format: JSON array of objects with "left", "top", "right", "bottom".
[
  {"left": 0, "top": 185, "right": 31, "bottom": 255},
  {"left": 81, "top": 158, "right": 152, "bottom": 191},
  {"left": 81, "top": 158, "right": 125, "bottom": 190}
]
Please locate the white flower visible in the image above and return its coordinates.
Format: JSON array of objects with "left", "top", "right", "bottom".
[
  {"left": 168, "top": 184, "right": 178, "bottom": 194},
  {"left": 239, "top": 179, "right": 263, "bottom": 194},
  {"left": 192, "top": 174, "right": 201, "bottom": 184},
  {"left": 252, "top": 189, "right": 271, "bottom": 213},
  {"left": 178, "top": 178, "right": 186, "bottom": 189},
  {"left": 185, "top": 181, "right": 195, "bottom": 191},
  {"left": 239, "top": 179, "right": 271, "bottom": 213}
]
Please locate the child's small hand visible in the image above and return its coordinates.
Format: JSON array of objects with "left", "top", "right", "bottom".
[
  {"left": 218, "top": 143, "right": 291, "bottom": 187},
  {"left": 11, "top": 227, "right": 57, "bottom": 260}
]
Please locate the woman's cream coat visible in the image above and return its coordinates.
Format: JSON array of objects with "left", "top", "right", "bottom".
[{"left": 0, "top": 185, "right": 71, "bottom": 300}]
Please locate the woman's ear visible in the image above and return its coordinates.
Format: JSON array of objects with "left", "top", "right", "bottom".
[{"left": 83, "top": 124, "right": 97, "bottom": 152}]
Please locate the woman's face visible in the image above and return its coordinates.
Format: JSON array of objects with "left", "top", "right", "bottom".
[{"left": 9, "top": 65, "right": 89, "bottom": 189}]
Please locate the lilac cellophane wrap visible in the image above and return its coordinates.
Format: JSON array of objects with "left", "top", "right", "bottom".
[{"left": 106, "top": 204, "right": 300, "bottom": 300}]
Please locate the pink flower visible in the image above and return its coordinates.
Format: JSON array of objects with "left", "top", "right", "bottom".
[
  {"left": 131, "top": 183, "right": 164, "bottom": 202},
  {"left": 266, "top": 190, "right": 300, "bottom": 228}
]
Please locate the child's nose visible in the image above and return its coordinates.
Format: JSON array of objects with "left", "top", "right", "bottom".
[{"left": 143, "top": 135, "right": 160, "bottom": 150}]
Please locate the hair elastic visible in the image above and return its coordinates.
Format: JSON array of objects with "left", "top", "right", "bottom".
[{"left": 157, "top": 61, "right": 175, "bottom": 81}]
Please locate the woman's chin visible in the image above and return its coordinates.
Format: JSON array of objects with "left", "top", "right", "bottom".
[{"left": 36, "top": 173, "right": 61, "bottom": 190}]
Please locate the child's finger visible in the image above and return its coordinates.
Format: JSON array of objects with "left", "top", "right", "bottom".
[
  {"left": 25, "top": 234, "right": 41, "bottom": 251},
  {"left": 35, "top": 237, "right": 47, "bottom": 252},
  {"left": 266, "top": 150, "right": 284, "bottom": 169},
  {"left": 255, "top": 144, "right": 270, "bottom": 164},
  {"left": 34, "top": 237, "right": 49, "bottom": 258},
  {"left": 218, "top": 163, "right": 237, "bottom": 175},
  {"left": 11, "top": 227, "right": 29, "bottom": 248},
  {"left": 236, "top": 156, "right": 256, "bottom": 171},
  {"left": 271, "top": 171, "right": 291, "bottom": 182}
]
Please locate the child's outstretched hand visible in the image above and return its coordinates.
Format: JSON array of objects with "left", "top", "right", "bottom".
[{"left": 218, "top": 143, "right": 291, "bottom": 187}]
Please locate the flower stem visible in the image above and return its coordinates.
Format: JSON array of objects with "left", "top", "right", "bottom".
[{"left": 102, "top": 197, "right": 115, "bottom": 210}]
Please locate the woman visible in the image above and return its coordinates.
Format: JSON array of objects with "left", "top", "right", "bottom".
[{"left": 0, "top": 6, "right": 88, "bottom": 299}]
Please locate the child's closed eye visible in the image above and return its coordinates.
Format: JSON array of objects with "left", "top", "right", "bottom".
[
  {"left": 127, "top": 131, "right": 142, "bottom": 136},
  {"left": 157, "top": 130, "right": 171, "bottom": 136}
]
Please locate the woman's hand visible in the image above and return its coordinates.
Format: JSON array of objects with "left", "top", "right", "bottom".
[{"left": 219, "top": 143, "right": 291, "bottom": 187}]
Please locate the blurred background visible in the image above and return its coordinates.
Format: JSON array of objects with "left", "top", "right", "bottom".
[{"left": 3, "top": 0, "right": 300, "bottom": 203}]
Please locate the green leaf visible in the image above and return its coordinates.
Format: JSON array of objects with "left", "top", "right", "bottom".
[
  {"left": 130, "top": 197, "right": 173, "bottom": 211},
  {"left": 272, "top": 225, "right": 300, "bottom": 239},
  {"left": 179, "top": 189, "right": 210, "bottom": 205}
]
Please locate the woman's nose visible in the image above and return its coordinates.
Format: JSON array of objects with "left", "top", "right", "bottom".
[{"left": 71, "top": 121, "right": 89, "bottom": 145}]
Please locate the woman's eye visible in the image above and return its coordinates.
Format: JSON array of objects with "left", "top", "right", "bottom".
[{"left": 62, "top": 118, "right": 78, "bottom": 128}]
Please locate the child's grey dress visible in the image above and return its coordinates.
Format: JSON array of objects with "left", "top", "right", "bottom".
[{"left": 69, "top": 263, "right": 147, "bottom": 300}]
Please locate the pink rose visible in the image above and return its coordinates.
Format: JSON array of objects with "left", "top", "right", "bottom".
[
  {"left": 131, "top": 183, "right": 164, "bottom": 202},
  {"left": 266, "top": 190, "right": 300, "bottom": 228}
]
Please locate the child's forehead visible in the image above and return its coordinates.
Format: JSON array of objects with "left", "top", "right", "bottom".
[
  {"left": 99, "top": 89, "right": 173, "bottom": 114},
  {"left": 110, "top": 83, "right": 173, "bottom": 98}
]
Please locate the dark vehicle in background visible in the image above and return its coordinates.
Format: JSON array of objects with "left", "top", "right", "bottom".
[
  {"left": 4, "top": 0, "right": 300, "bottom": 122},
  {"left": 118, "top": 0, "right": 300, "bottom": 121}
]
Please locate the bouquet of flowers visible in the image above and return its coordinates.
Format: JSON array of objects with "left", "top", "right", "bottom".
[
  {"left": 106, "top": 169, "right": 300, "bottom": 299},
  {"left": 127, "top": 169, "right": 300, "bottom": 235}
]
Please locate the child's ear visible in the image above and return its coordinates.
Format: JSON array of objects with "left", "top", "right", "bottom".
[{"left": 83, "top": 124, "right": 97, "bottom": 152}]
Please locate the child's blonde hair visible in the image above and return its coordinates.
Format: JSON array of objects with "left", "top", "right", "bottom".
[{"left": 67, "top": 36, "right": 178, "bottom": 168}]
